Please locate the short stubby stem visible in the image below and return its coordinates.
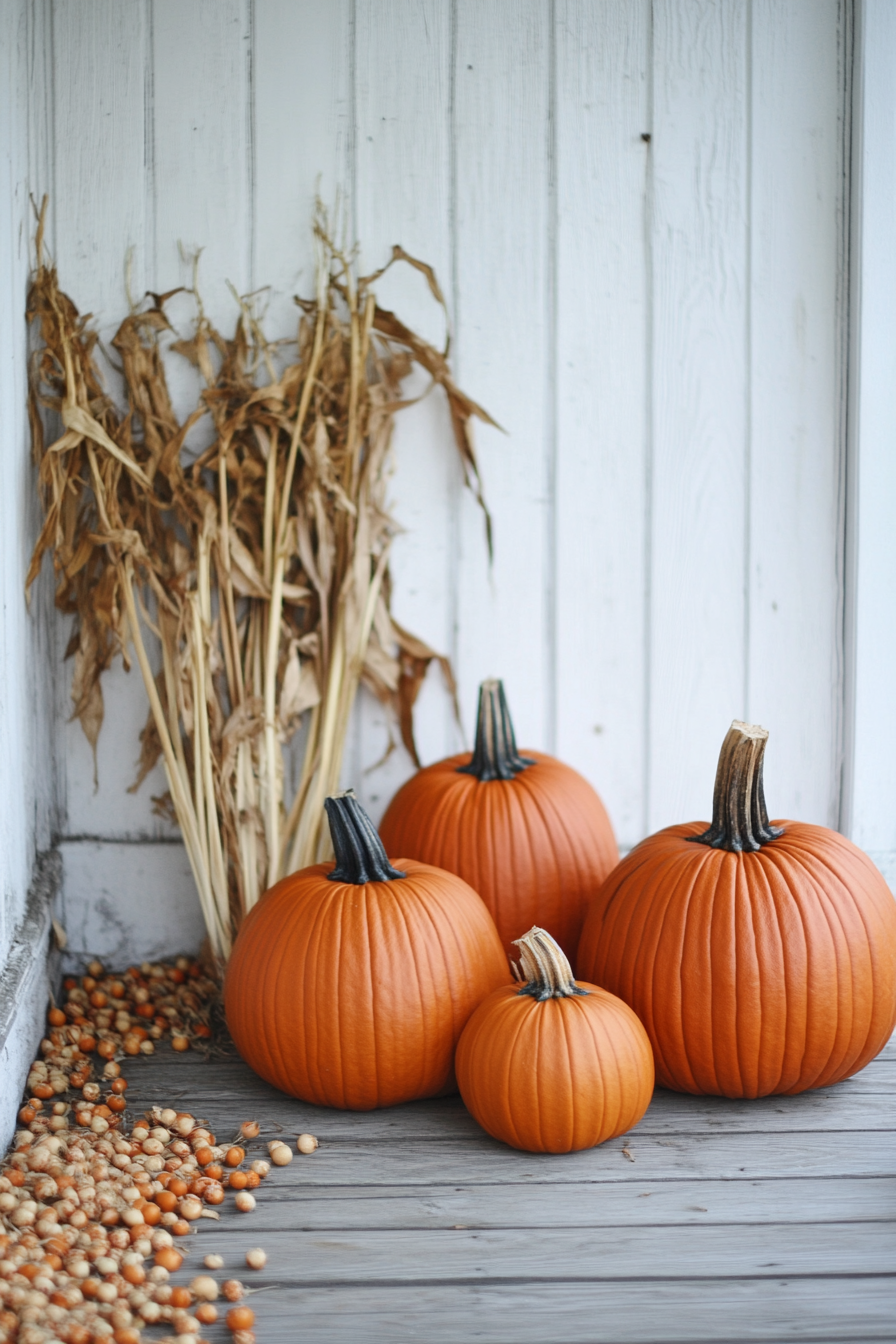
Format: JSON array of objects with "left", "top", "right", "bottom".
[
  {"left": 513, "top": 927, "right": 588, "bottom": 1001},
  {"left": 458, "top": 679, "right": 536, "bottom": 782},
  {"left": 690, "top": 720, "right": 785, "bottom": 853},
  {"left": 325, "top": 791, "right": 406, "bottom": 883}
]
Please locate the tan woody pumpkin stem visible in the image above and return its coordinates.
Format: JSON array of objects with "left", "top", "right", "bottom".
[
  {"left": 325, "top": 791, "right": 406, "bottom": 883},
  {"left": 689, "top": 721, "right": 785, "bottom": 853},
  {"left": 513, "top": 927, "right": 589, "bottom": 1001},
  {"left": 458, "top": 679, "right": 536, "bottom": 782}
]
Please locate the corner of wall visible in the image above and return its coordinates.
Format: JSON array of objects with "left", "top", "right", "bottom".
[{"left": 0, "top": 851, "right": 61, "bottom": 1154}]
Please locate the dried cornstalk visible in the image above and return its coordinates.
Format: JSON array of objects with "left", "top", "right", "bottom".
[{"left": 27, "top": 199, "right": 496, "bottom": 962}]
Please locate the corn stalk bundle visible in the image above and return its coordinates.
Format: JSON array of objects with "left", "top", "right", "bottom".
[{"left": 26, "top": 202, "right": 496, "bottom": 962}]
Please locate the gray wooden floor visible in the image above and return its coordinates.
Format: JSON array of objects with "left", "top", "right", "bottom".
[{"left": 129, "top": 1031, "right": 896, "bottom": 1344}]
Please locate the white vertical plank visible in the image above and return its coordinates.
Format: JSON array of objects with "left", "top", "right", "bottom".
[
  {"left": 26, "top": 0, "right": 54, "bottom": 256},
  {"left": 252, "top": 0, "right": 351, "bottom": 334},
  {"left": 648, "top": 0, "right": 749, "bottom": 831},
  {"left": 353, "top": 0, "right": 458, "bottom": 819},
  {"left": 452, "top": 0, "right": 550, "bottom": 756},
  {"left": 151, "top": 0, "right": 251, "bottom": 328},
  {"left": 50, "top": 0, "right": 174, "bottom": 841},
  {"left": 253, "top": 0, "right": 357, "bottom": 813},
  {"left": 51, "top": 0, "right": 149, "bottom": 324},
  {"left": 0, "top": 0, "right": 33, "bottom": 948},
  {"left": 748, "top": 0, "right": 846, "bottom": 827},
  {"left": 28, "top": 0, "right": 65, "bottom": 847},
  {"left": 846, "top": 0, "right": 896, "bottom": 886},
  {"left": 555, "top": 0, "right": 650, "bottom": 849},
  {"left": 2, "top": 0, "right": 64, "bottom": 1155}
]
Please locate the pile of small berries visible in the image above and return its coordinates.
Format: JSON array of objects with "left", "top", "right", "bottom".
[{"left": 0, "top": 957, "right": 302, "bottom": 1344}]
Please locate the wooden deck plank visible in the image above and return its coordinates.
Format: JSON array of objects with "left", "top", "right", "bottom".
[
  {"left": 180, "top": 1176, "right": 896, "bottom": 1230},
  {"left": 183, "top": 1279, "right": 896, "bottom": 1343},
  {"left": 181, "top": 1220, "right": 896, "bottom": 1281},
  {"left": 127, "top": 1129, "right": 896, "bottom": 1185},
  {"left": 128, "top": 1057, "right": 896, "bottom": 1138}
]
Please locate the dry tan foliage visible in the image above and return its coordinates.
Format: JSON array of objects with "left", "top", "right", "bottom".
[{"left": 27, "top": 199, "right": 495, "bottom": 961}]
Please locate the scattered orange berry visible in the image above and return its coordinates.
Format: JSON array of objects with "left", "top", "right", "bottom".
[{"left": 154, "top": 1247, "right": 183, "bottom": 1272}]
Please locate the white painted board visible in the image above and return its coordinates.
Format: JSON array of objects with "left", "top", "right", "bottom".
[
  {"left": 748, "top": 0, "right": 847, "bottom": 829},
  {"left": 847, "top": 0, "right": 896, "bottom": 888},
  {"left": 453, "top": 0, "right": 551, "bottom": 756},
  {"left": 648, "top": 0, "right": 749, "bottom": 833},
  {"left": 555, "top": 0, "right": 650, "bottom": 846}
]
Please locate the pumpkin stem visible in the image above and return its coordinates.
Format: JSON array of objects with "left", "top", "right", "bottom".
[
  {"left": 689, "top": 720, "right": 785, "bottom": 853},
  {"left": 325, "top": 791, "right": 406, "bottom": 883},
  {"left": 513, "top": 927, "right": 588, "bottom": 1001},
  {"left": 458, "top": 679, "right": 536, "bottom": 782}
]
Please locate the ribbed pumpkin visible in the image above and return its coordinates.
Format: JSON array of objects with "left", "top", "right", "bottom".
[
  {"left": 577, "top": 721, "right": 896, "bottom": 1098},
  {"left": 379, "top": 679, "right": 619, "bottom": 959},
  {"left": 225, "top": 791, "right": 511, "bottom": 1109},
  {"left": 456, "top": 927, "right": 654, "bottom": 1152}
]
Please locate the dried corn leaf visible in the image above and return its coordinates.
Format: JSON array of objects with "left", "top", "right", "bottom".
[{"left": 27, "top": 197, "right": 494, "bottom": 960}]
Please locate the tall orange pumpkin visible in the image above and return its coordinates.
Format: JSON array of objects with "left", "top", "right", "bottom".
[
  {"left": 379, "top": 679, "right": 619, "bottom": 959},
  {"left": 456, "top": 927, "right": 654, "bottom": 1152},
  {"left": 225, "top": 791, "right": 510, "bottom": 1109},
  {"left": 577, "top": 721, "right": 896, "bottom": 1097}
]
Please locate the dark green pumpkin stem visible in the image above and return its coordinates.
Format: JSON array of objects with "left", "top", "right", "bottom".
[
  {"left": 689, "top": 720, "right": 784, "bottom": 853},
  {"left": 512, "top": 927, "right": 588, "bottom": 1001},
  {"left": 325, "top": 791, "right": 405, "bottom": 884},
  {"left": 458, "top": 679, "right": 535, "bottom": 782}
]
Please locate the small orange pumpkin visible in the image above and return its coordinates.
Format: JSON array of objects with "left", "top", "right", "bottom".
[
  {"left": 379, "top": 679, "right": 619, "bottom": 959},
  {"left": 225, "top": 791, "right": 510, "bottom": 1109},
  {"left": 456, "top": 926, "right": 654, "bottom": 1152},
  {"left": 577, "top": 721, "right": 896, "bottom": 1097}
]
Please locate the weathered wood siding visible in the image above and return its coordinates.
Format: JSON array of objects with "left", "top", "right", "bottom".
[
  {"left": 845, "top": 0, "right": 896, "bottom": 892},
  {"left": 22, "top": 1, "right": 866, "bottom": 953},
  {"left": 0, "top": 0, "right": 61, "bottom": 1151}
]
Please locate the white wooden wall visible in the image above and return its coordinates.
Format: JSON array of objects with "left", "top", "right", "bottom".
[
  {"left": 844, "top": 0, "right": 896, "bottom": 892},
  {"left": 1, "top": 0, "right": 61, "bottom": 1150},
  {"left": 21, "top": 0, "right": 866, "bottom": 958}
]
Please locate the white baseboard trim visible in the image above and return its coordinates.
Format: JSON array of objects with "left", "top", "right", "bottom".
[
  {"left": 55, "top": 839, "right": 207, "bottom": 972},
  {"left": 0, "top": 851, "right": 61, "bottom": 1154}
]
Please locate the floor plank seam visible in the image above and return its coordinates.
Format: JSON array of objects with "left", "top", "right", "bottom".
[
  {"left": 197, "top": 1218, "right": 896, "bottom": 1230},
  {"left": 225, "top": 1272, "right": 896, "bottom": 1288}
]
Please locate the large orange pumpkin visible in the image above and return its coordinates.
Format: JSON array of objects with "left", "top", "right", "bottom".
[
  {"left": 379, "top": 679, "right": 619, "bottom": 959},
  {"left": 225, "top": 791, "right": 510, "bottom": 1109},
  {"left": 456, "top": 927, "right": 654, "bottom": 1152},
  {"left": 577, "top": 721, "right": 896, "bottom": 1098}
]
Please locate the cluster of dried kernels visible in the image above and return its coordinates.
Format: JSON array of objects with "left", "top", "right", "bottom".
[
  {"left": 20, "top": 957, "right": 216, "bottom": 1143},
  {"left": 1, "top": 1102, "right": 270, "bottom": 1343},
  {"left": 0, "top": 958, "right": 235, "bottom": 1344},
  {"left": 1, "top": 960, "right": 284, "bottom": 1342},
  {"left": 0, "top": 1121, "right": 218, "bottom": 1343}
]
